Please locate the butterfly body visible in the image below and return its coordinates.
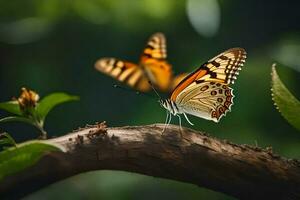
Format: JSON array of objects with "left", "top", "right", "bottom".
[
  {"left": 159, "top": 99, "right": 181, "bottom": 116},
  {"left": 140, "top": 59, "right": 172, "bottom": 91},
  {"left": 161, "top": 48, "right": 246, "bottom": 124}
]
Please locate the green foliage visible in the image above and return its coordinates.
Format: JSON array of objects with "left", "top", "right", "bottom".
[
  {"left": 36, "top": 93, "right": 79, "bottom": 122},
  {"left": 0, "top": 132, "right": 16, "bottom": 147},
  {"left": 0, "top": 142, "right": 62, "bottom": 180},
  {"left": 0, "top": 101, "right": 22, "bottom": 116},
  {"left": 0, "top": 116, "right": 36, "bottom": 125},
  {"left": 271, "top": 65, "right": 300, "bottom": 131},
  {"left": 0, "top": 91, "right": 79, "bottom": 138}
]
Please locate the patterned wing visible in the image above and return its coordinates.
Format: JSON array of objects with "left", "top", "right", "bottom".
[
  {"left": 95, "top": 58, "right": 150, "bottom": 92},
  {"left": 169, "top": 48, "right": 246, "bottom": 122},
  {"left": 171, "top": 48, "right": 246, "bottom": 101},
  {"left": 141, "top": 32, "right": 167, "bottom": 61},
  {"left": 198, "top": 48, "right": 246, "bottom": 84},
  {"left": 176, "top": 82, "right": 234, "bottom": 122},
  {"left": 140, "top": 32, "right": 172, "bottom": 91}
]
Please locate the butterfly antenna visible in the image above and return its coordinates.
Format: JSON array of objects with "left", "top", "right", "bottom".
[
  {"left": 113, "top": 84, "right": 156, "bottom": 99},
  {"left": 147, "top": 80, "right": 162, "bottom": 99}
]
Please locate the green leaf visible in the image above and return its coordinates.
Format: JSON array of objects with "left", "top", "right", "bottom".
[
  {"left": 0, "top": 101, "right": 22, "bottom": 116},
  {"left": 0, "top": 133, "right": 16, "bottom": 147},
  {"left": 0, "top": 142, "right": 62, "bottom": 180},
  {"left": 0, "top": 117, "right": 47, "bottom": 138},
  {"left": 271, "top": 65, "right": 300, "bottom": 131},
  {"left": 0, "top": 116, "right": 36, "bottom": 126},
  {"left": 36, "top": 93, "right": 79, "bottom": 121}
]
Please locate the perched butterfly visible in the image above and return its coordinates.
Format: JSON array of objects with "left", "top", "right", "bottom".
[
  {"left": 159, "top": 48, "right": 247, "bottom": 125},
  {"left": 94, "top": 32, "right": 186, "bottom": 92}
]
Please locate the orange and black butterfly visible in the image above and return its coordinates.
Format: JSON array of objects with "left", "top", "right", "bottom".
[
  {"left": 94, "top": 33, "right": 186, "bottom": 92},
  {"left": 159, "top": 48, "right": 247, "bottom": 124}
]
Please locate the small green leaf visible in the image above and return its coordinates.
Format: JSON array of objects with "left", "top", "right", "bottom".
[
  {"left": 36, "top": 93, "right": 79, "bottom": 121},
  {"left": 0, "top": 133, "right": 16, "bottom": 147},
  {"left": 271, "top": 65, "right": 300, "bottom": 131},
  {"left": 0, "top": 116, "right": 36, "bottom": 126},
  {"left": 0, "top": 101, "right": 22, "bottom": 116},
  {"left": 0, "top": 142, "right": 62, "bottom": 180},
  {"left": 0, "top": 117, "right": 47, "bottom": 138}
]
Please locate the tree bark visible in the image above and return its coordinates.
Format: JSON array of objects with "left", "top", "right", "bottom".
[{"left": 1, "top": 123, "right": 300, "bottom": 200}]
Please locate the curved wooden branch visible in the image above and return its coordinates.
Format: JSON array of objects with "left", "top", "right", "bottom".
[{"left": 1, "top": 123, "right": 300, "bottom": 200}]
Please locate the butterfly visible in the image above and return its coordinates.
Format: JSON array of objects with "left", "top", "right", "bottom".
[
  {"left": 94, "top": 32, "right": 186, "bottom": 92},
  {"left": 159, "top": 48, "right": 247, "bottom": 126}
]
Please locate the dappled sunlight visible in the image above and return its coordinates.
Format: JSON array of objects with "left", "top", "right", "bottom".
[
  {"left": 272, "top": 37, "right": 300, "bottom": 72},
  {"left": 0, "top": 17, "right": 53, "bottom": 44},
  {"left": 186, "top": 0, "right": 220, "bottom": 37}
]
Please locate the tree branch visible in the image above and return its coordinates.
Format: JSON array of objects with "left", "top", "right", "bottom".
[{"left": 1, "top": 123, "right": 300, "bottom": 200}]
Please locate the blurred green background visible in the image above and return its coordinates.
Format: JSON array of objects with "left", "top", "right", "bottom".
[{"left": 1, "top": 0, "right": 300, "bottom": 199}]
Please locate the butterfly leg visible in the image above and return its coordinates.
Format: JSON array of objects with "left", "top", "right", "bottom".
[
  {"left": 183, "top": 113, "right": 194, "bottom": 126},
  {"left": 162, "top": 112, "right": 172, "bottom": 135},
  {"left": 177, "top": 115, "right": 183, "bottom": 138},
  {"left": 162, "top": 112, "right": 169, "bottom": 134}
]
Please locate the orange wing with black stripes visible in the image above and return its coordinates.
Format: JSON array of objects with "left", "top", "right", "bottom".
[
  {"left": 94, "top": 58, "right": 150, "bottom": 92},
  {"left": 95, "top": 33, "right": 172, "bottom": 92},
  {"left": 170, "top": 48, "right": 246, "bottom": 122},
  {"left": 140, "top": 32, "right": 172, "bottom": 91}
]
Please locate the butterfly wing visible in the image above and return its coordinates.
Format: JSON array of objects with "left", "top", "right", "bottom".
[
  {"left": 140, "top": 32, "right": 172, "bottom": 91},
  {"left": 199, "top": 47, "right": 246, "bottom": 84},
  {"left": 170, "top": 48, "right": 246, "bottom": 122},
  {"left": 176, "top": 82, "right": 233, "bottom": 122},
  {"left": 141, "top": 32, "right": 167, "bottom": 60},
  {"left": 95, "top": 58, "right": 150, "bottom": 92},
  {"left": 171, "top": 48, "right": 246, "bottom": 101}
]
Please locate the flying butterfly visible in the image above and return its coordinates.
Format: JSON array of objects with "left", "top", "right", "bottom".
[
  {"left": 159, "top": 48, "right": 247, "bottom": 126},
  {"left": 94, "top": 33, "right": 186, "bottom": 92}
]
